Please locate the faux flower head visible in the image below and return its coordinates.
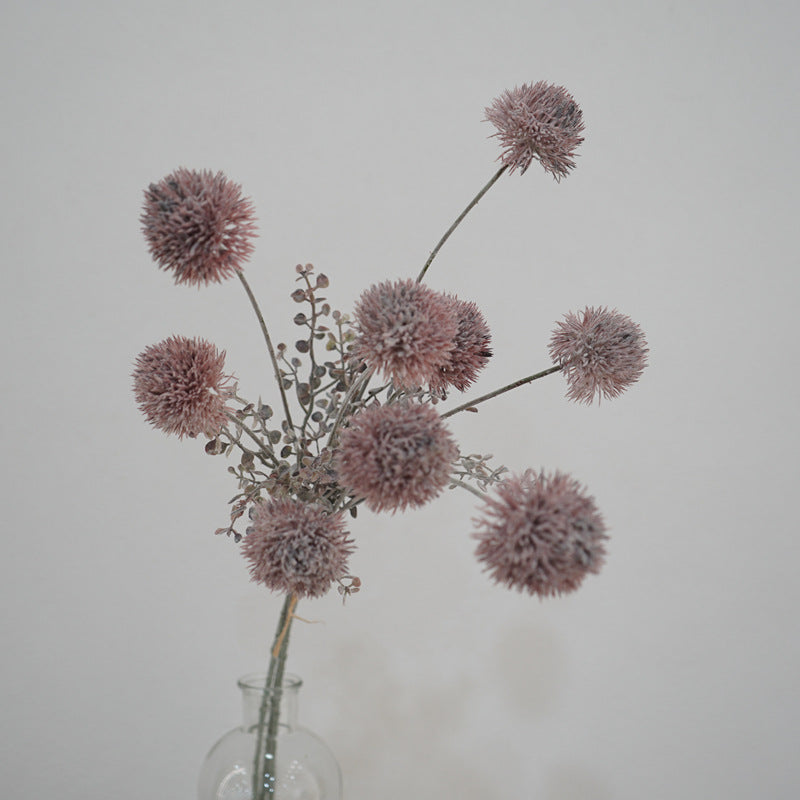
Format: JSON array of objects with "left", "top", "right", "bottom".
[
  {"left": 549, "top": 306, "right": 649, "bottom": 404},
  {"left": 336, "top": 402, "right": 458, "bottom": 513},
  {"left": 141, "top": 168, "right": 258, "bottom": 287},
  {"left": 132, "top": 335, "right": 234, "bottom": 438},
  {"left": 485, "top": 82, "right": 585, "bottom": 180},
  {"left": 429, "top": 296, "right": 492, "bottom": 397},
  {"left": 474, "top": 470, "right": 607, "bottom": 597},
  {"left": 242, "top": 499, "right": 354, "bottom": 599},
  {"left": 351, "top": 279, "right": 458, "bottom": 389}
]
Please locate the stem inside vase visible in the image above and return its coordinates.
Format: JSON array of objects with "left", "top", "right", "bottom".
[{"left": 251, "top": 593, "right": 296, "bottom": 800}]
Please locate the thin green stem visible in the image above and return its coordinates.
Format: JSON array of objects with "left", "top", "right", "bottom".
[
  {"left": 252, "top": 593, "right": 297, "bottom": 800},
  {"left": 237, "top": 272, "right": 296, "bottom": 434},
  {"left": 339, "top": 494, "right": 365, "bottom": 515},
  {"left": 440, "top": 364, "right": 563, "bottom": 419},
  {"left": 449, "top": 479, "right": 488, "bottom": 500},
  {"left": 224, "top": 411, "right": 277, "bottom": 464},
  {"left": 416, "top": 164, "right": 507, "bottom": 283},
  {"left": 327, "top": 366, "right": 374, "bottom": 447}
]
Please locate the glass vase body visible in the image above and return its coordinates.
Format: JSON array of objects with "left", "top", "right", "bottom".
[{"left": 198, "top": 673, "right": 342, "bottom": 800}]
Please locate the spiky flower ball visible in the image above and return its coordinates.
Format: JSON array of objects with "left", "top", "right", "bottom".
[
  {"left": 351, "top": 279, "right": 458, "bottom": 389},
  {"left": 549, "top": 306, "right": 648, "bottom": 404},
  {"left": 132, "top": 335, "right": 234, "bottom": 438},
  {"left": 474, "top": 470, "right": 607, "bottom": 597},
  {"left": 336, "top": 402, "right": 458, "bottom": 513},
  {"left": 141, "top": 168, "right": 258, "bottom": 286},
  {"left": 429, "top": 296, "right": 492, "bottom": 397},
  {"left": 242, "top": 499, "right": 354, "bottom": 599},
  {"left": 485, "top": 82, "right": 585, "bottom": 180}
]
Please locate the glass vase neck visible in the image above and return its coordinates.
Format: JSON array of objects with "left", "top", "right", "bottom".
[{"left": 237, "top": 673, "right": 301, "bottom": 733}]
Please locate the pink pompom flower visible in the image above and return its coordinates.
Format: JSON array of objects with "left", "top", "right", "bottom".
[
  {"left": 429, "top": 296, "right": 492, "bottom": 397},
  {"left": 474, "top": 470, "right": 607, "bottom": 597},
  {"left": 242, "top": 499, "right": 354, "bottom": 599},
  {"left": 132, "top": 335, "right": 234, "bottom": 438},
  {"left": 549, "top": 306, "right": 649, "bottom": 404},
  {"left": 485, "top": 82, "right": 585, "bottom": 180},
  {"left": 141, "top": 168, "right": 258, "bottom": 287},
  {"left": 336, "top": 402, "right": 458, "bottom": 513},
  {"left": 351, "top": 279, "right": 458, "bottom": 389}
]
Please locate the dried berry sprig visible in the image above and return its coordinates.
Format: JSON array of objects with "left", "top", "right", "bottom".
[
  {"left": 336, "top": 575, "right": 362, "bottom": 605},
  {"left": 220, "top": 408, "right": 278, "bottom": 467},
  {"left": 197, "top": 270, "right": 372, "bottom": 538},
  {"left": 450, "top": 453, "right": 508, "bottom": 494}
]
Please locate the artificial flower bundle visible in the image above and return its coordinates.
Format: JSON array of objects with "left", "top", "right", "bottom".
[{"left": 133, "top": 81, "right": 648, "bottom": 799}]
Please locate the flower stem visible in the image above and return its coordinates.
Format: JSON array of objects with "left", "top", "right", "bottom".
[
  {"left": 449, "top": 478, "right": 487, "bottom": 499},
  {"left": 237, "top": 272, "right": 296, "bottom": 434},
  {"left": 223, "top": 411, "right": 278, "bottom": 466},
  {"left": 328, "top": 366, "right": 374, "bottom": 447},
  {"left": 252, "top": 593, "right": 297, "bottom": 800},
  {"left": 416, "top": 164, "right": 507, "bottom": 283},
  {"left": 440, "top": 364, "right": 562, "bottom": 419},
  {"left": 271, "top": 595, "right": 298, "bottom": 660}
]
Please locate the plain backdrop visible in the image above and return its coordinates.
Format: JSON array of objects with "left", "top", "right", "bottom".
[{"left": 2, "top": 1, "right": 798, "bottom": 798}]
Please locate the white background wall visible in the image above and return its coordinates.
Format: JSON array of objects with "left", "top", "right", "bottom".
[{"left": 2, "top": 1, "right": 798, "bottom": 798}]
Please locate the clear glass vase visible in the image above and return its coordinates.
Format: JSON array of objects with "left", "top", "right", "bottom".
[{"left": 198, "top": 673, "right": 343, "bottom": 800}]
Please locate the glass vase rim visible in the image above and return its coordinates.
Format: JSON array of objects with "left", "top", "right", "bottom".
[{"left": 236, "top": 672, "right": 303, "bottom": 693}]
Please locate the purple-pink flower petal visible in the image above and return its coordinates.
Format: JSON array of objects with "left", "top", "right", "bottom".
[
  {"left": 242, "top": 499, "right": 354, "bottom": 599},
  {"left": 351, "top": 279, "right": 458, "bottom": 389},
  {"left": 336, "top": 402, "right": 458, "bottom": 513},
  {"left": 485, "top": 82, "right": 585, "bottom": 180},
  {"left": 549, "top": 306, "right": 649, "bottom": 404},
  {"left": 132, "top": 335, "right": 234, "bottom": 438},
  {"left": 474, "top": 470, "right": 607, "bottom": 597},
  {"left": 141, "top": 168, "right": 258, "bottom": 286},
  {"left": 429, "top": 296, "right": 492, "bottom": 397}
]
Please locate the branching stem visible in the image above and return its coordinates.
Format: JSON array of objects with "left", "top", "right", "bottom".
[
  {"left": 252, "top": 593, "right": 297, "bottom": 800},
  {"left": 328, "top": 366, "right": 374, "bottom": 446},
  {"left": 449, "top": 479, "right": 487, "bottom": 500},
  {"left": 224, "top": 411, "right": 273, "bottom": 456},
  {"left": 237, "top": 272, "right": 296, "bottom": 433}
]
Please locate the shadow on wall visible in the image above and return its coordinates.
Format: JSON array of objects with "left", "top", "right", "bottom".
[
  {"left": 495, "top": 621, "right": 568, "bottom": 717},
  {"left": 328, "top": 635, "right": 499, "bottom": 798},
  {"left": 543, "top": 763, "right": 613, "bottom": 800},
  {"left": 324, "top": 616, "right": 614, "bottom": 798}
]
